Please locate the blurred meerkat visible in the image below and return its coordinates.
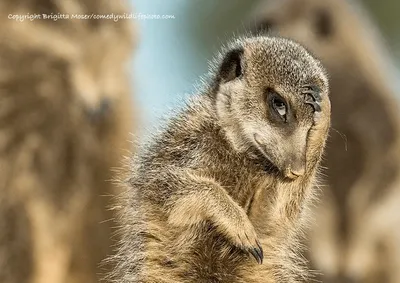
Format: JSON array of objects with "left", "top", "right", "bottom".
[
  {"left": 0, "top": 1, "right": 135, "bottom": 283},
  {"left": 250, "top": 0, "right": 400, "bottom": 282},
  {"left": 110, "top": 36, "right": 331, "bottom": 283}
]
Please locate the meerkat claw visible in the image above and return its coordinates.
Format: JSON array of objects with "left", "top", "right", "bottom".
[
  {"left": 302, "top": 85, "right": 322, "bottom": 100},
  {"left": 256, "top": 240, "right": 264, "bottom": 263},
  {"left": 301, "top": 86, "right": 322, "bottom": 112},
  {"left": 305, "top": 99, "right": 322, "bottom": 112},
  {"left": 247, "top": 243, "right": 263, "bottom": 264},
  {"left": 248, "top": 248, "right": 262, "bottom": 264},
  {"left": 302, "top": 90, "right": 322, "bottom": 102}
]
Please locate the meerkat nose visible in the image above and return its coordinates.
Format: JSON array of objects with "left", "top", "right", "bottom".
[
  {"left": 290, "top": 169, "right": 304, "bottom": 178},
  {"left": 285, "top": 164, "right": 306, "bottom": 179}
]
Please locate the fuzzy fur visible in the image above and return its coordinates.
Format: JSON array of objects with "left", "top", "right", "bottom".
[
  {"left": 110, "top": 36, "right": 331, "bottom": 283},
  {"left": 250, "top": 0, "right": 400, "bottom": 282}
]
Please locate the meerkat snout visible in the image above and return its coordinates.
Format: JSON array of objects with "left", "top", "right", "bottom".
[
  {"left": 285, "top": 144, "right": 307, "bottom": 179},
  {"left": 285, "top": 161, "right": 306, "bottom": 179},
  {"left": 254, "top": 132, "right": 306, "bottom": 179}
]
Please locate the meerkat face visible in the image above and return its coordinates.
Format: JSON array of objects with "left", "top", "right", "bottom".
[{"left": 214, "top": 37, "right": 330, "bottom": 179}]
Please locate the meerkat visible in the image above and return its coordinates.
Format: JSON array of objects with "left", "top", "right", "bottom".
[
  {"left": 250, "top": 0, "right": 400, "bottom": 282},
  {"left": 0, "top": 1, "right": 135, "bottom": 283},
  {"left": 109, "top": 36, "right": 331, "bottom": 283}
]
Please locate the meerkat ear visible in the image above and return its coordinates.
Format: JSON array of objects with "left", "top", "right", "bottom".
[
  {"left": 214, "top": 48, "right": 244, "bottom": 119},
  {"left": 218, "top": 48, "right": 244, "bottom": 83}
]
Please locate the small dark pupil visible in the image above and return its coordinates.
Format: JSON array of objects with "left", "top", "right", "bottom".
[{"left": 273, "top": 99, "right": 285, "bottom": 109}]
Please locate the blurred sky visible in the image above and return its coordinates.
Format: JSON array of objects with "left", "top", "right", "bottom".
[
  {"left": 132, "top": 0, "right": 198, "bottom": 134},
  {"left": 131, "top": 0, "right": 260, "bottom": 135},
  {"left": 131, "top": 0, "right": 400, "bottom": 136}
]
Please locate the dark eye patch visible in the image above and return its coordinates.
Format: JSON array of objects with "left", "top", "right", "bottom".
[{"left": 301, "top": 85, "right": 322, "bottom": 112}]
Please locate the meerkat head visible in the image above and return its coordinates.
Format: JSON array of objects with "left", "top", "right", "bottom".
[{"left": 212, "top": 36, "right": 329, "bottom": 180}]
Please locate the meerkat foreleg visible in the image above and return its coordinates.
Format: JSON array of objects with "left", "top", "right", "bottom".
[{"left": 162, "top": 168, "right": 264, "bottom": 263}]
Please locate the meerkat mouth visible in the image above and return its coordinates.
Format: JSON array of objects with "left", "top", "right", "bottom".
[{"left": 252, "top": 134, "right": 301, "bottom": 181}]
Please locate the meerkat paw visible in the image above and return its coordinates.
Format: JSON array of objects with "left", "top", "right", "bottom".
[
  {"left": 217, "top": 213, "right": 263, "bottom": 264},
  {"left": 301, "top": 84, "right": 322, "bottom": 112}
]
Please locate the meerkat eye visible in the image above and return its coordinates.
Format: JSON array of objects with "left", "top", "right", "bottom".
[
  {"left": 272, "top": 98, "right": 287, "bottom": 119},
  {"left": 266, "top": 89, "right": 288, "bottom": 122}
]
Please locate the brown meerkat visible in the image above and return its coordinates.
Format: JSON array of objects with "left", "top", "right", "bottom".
[
  {"left": 109, "top": 36, "right": 331, "bottom": 283},
  {"left": 0, "top": 1, "right": 135, "bottom": 283},
  {"left": 250, "top": 0, "right": 400, "bottom": 282}
]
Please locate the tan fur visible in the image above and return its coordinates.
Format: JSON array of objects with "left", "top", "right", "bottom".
[
  {"left": 110, "top": 36, "right": 331, "bottom": 283},
  {"left": 0, "top": 1, "right": 135, "bottom": 283},
  {"left": 250, "top": 0, "right": 400, "bottom": 282}
]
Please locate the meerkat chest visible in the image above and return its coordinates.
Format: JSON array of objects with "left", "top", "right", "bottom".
[
  {"left": 214, "top": 170, "right": 276, "bottom": 223},
  {"left": 209, "top": 166, "right": 273, "bottom": 208},
  {"left": 241, "top": 176, "right": 273, "bottom": 213}
]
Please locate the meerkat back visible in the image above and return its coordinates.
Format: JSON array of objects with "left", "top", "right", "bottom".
[
  {"left": 250, "top": 0, "right": 400, "bottom": 282},
  {"left": 0, "top": 1, "right": 135, "bottom": 283}
]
